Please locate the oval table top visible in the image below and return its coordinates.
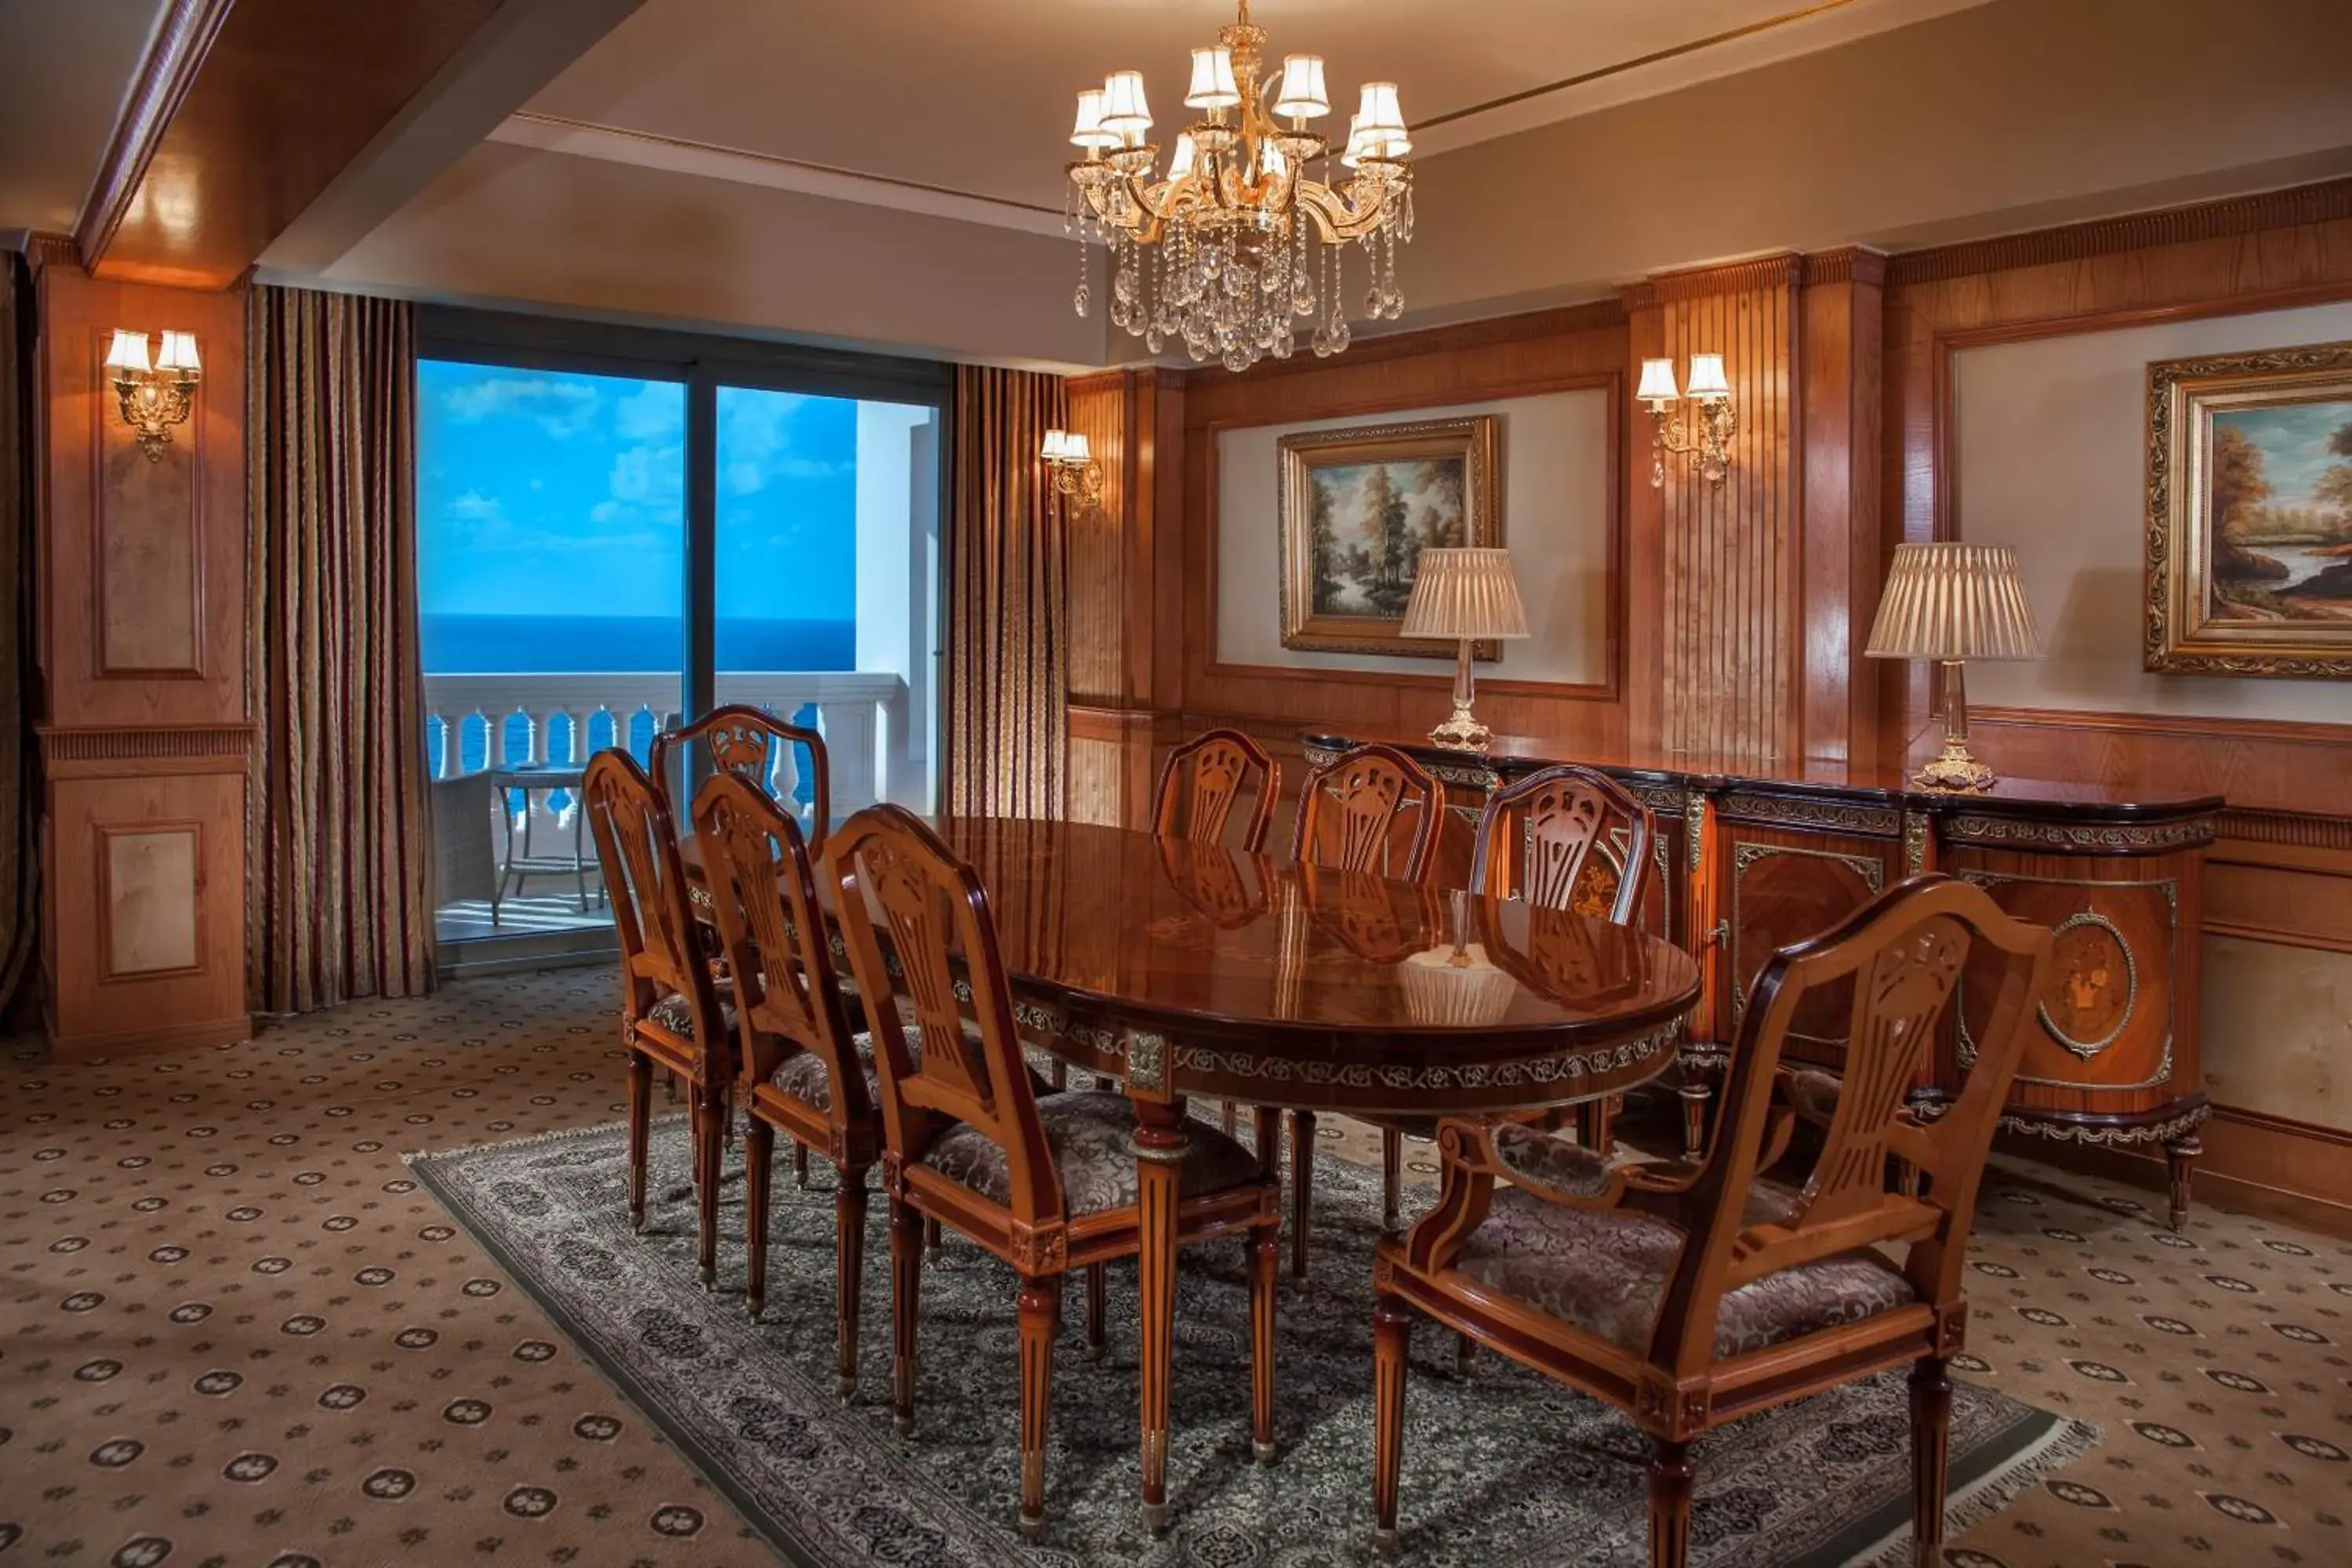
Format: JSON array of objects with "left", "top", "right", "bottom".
[{"left": 917, "top": 817, "right": 1702, "bottom": 1115}]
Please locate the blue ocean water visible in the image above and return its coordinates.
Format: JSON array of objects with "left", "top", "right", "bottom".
[{"left": 423, "top": 614, "right": 851, "bottom": 788}]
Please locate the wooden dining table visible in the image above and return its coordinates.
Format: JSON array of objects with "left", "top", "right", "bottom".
[{"left": 692, "top": 814, "right": 1702, "bottom": 1532}]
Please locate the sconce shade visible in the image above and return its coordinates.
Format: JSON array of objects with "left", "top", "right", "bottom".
[
  {"left": 1683, "top": 353, "right": 1731, "bottom": 401},
  {"left": 104, "top": 328, "right": 151, "bottom": 374},
  {"left": 1041, "top": 429, "right": 1069, "bottom": 463},
  {"left": 1185, "top": 47, "right": 1240, "bottom": 108},
  {"left": 1402, "top": 548, "right": 1530, "bottom": 641},
  {"left": 1865, "top": 543, "right": 2042, "bottom": 662},
  {"left": 1101, "top": 71, "right": 1152, "bottom": 133},
  {"left": 1071, "top": 89, "right": 1117, "bottom": 149},
  {"left": 156, "top": 331, "right": 201, "bottom": 373},
  {"left": 1059, "top": 430, "right": 1090, "bottom": 463},
  {"left": 1636, "top": 358, "right": 1679, "bottom": 404},
  {"left": 1273, "top": 54, "right": 1330, "bottom": 118}
]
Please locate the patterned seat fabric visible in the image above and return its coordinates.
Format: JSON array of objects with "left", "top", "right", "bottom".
[
  {"left": 918, "top": 1091, "right": 1265, "bottom": 1218},
  {"left": 644, "top": 990, "right": 736, "bottom": 1040},
  {"left": 1452, "top": 1184, "right": 1914, "bottom": 1359},
  {"left": 766, "top": 1025, "right": 1054, "bottom": 1116}
]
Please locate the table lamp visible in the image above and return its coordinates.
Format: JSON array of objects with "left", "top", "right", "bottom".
[
  {"left": 1864, "top": 542, "right": 2042, "bottom": 792},
  {"left": 1401, "top": 546, "right": 1530, "bottom": 752}
]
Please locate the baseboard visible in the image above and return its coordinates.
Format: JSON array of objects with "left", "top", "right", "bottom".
[
  {"left": 2002, "top": 1116, "right": 2352, "bottom": 1241},
  {"left": 44, "top": 1013, "right": 254, "bottom": 1060}
]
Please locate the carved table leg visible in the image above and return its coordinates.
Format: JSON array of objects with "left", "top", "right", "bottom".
[
  {"left": 1381, "top": 1129, "right": 1403, "bottom": 1232},
  {"left": 2165, "top": 1134, "right": 2201, "bottom": 1232},
  {"left": 1251, "top": 1106, "right": 1283, "bottom": 1178},
  {"left": 1132, "top": 1100, "right": 1189, "bottom": 1535},
  {"left": 1290, "top": 1110, "right": 1317, "bottom": 1280}
]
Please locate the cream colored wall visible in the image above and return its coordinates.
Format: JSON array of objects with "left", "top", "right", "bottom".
[
  {"left": 2204, "top": 935, "right": 2352, "bottom": 1132},
  {"left": 1955, "top": 300, "right": 2352, "bottom": 721},
  {"left": 1213, "top": 389, "right": 1611, "bottom": 682},
  {"left": 318, "top": 142, "right": 1105, "bottom": 369}
]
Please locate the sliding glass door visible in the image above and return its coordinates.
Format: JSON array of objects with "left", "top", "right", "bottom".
[{"left": 416, "top": 312, "right": 949, "bottom": 968}]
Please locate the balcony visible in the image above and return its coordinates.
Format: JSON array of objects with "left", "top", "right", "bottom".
[{"left": 425, "top": 670, "right": 918, "bottom": 949}]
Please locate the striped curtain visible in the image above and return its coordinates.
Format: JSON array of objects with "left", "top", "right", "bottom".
[
  {"left": 0, "top": 255, "right": 34, "bottom": 1015},
  {"left": 246, "top": 286, "right": 434, "bottom": 1012},
  {"left": 948, "top": 366, "right": 1069, "bottom": 819}
]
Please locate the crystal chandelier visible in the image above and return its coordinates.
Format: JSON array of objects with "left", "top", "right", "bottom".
[{"left": 1062, "top": 0, "right": 1413, "bottom": 372}]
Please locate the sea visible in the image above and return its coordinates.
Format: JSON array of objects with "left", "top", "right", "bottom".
[{"left": 423, "top": 613, "right": 854, "bottom": 779}]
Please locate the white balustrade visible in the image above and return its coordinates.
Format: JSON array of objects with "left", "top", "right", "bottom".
[{"left": 422, "top": 671, "right": 915, "bottom": 828}]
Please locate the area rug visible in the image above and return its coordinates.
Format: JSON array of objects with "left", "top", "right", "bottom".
[{"left": 411, "top": 1116, "right": 2095, "bottom": 1567}]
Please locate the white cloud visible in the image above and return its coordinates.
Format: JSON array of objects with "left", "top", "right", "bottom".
[
  {"left": 717, "top": 390, "right": 851, "bottom": 495},
  {"left": 615, "top": 383, "right": 684, "bottom": 442},
  {"left": 437, "top": 375, "right": 603, "bottom": 438}
]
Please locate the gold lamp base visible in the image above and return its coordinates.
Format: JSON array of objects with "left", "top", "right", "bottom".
[
  {"left": 1427, "top": 702, "right": 1493, "bottom": 753},
  {"left": 1911, "top": 739, "right": 1996, "bottom": 793}
]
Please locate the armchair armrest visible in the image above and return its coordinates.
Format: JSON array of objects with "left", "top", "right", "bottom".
[{"left": 1436, "top": 1115, "right": 1632, "bottom": 1212}]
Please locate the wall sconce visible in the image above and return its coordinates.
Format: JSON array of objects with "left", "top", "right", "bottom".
[
  {"left": 1040, "top": 427, "right": 1104, "bottom": 507},
  {"left": 105, "top": 328, "right": 202, "bottom": 462},
  {"left": 1638, "top": 353, "right": 1735, "bottom": 488}
]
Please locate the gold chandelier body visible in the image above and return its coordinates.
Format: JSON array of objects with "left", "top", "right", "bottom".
[{"left": 1063, "top": 0, "right": 1413, "bottom": 371}]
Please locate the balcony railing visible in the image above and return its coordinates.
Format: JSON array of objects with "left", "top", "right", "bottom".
[{"left": 423, "top": 670, "right": 915, "bottom": 816}]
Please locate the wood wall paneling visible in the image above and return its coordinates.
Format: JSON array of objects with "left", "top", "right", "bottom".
[{"left": 1798, "top": 249, "right": 1886, "bottom": 766}]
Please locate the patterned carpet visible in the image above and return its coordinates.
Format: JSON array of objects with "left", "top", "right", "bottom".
[
  {"left": 413, "top": 1113, "right": 2087, "bottom": 1566},
  {"left": 1, "top": 967, "right": 2346, "bottom": 1567}
]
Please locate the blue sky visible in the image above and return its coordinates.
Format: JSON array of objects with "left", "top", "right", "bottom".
[
  {"left": 416, "top": 361, "right": 858, "bottom": 620},
  {"left": 2212, "top": 399, "right": 2352, "bottom": 509}
]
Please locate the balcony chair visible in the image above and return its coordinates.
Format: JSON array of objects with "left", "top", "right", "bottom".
[
  {"left": 826, "top": 804, "right": 1282, "bottom": 1541},
  {"left": 1369, "top": 874, "right": 2053, "bottom": 1566},
  {"left": 582, "top": 749, "right": 736, "bottom": 1287},
  {"left": 651, "top": 702, "right": 830, "bottom": 848},
  {"left": 693, "top": 771, "right": 888, "bottom": 1396},
  {"left": 1283, "top": 742, "right": 1446, "bottom": 1279}
]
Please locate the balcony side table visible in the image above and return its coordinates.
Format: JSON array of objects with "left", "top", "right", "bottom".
[{"left": 488, "top": 764, "right": 601, "bottom": 924}]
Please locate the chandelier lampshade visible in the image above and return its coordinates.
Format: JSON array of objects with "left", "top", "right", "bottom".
[{"left": 1060, "top": 0, "right": 1414, "bottom": 372}]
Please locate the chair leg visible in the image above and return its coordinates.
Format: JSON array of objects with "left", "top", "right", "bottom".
[
  {"left": 1678, "top": 1065, "right": 1714, "bottom": 1160},
  {"left": 1911, "top": 1356, "right": 1952, "bottom": 1561},
  {"left": 694, "top": 1083, "right": 722, "bottom": 1290},
  {"left": 924, "top": 1214, "right": 942, "bottom": 1255},
  {"left": 1381, "top": 1129, "right": 1403, "bottom": 1232},
  {"left": 1289, "top": 1110, "right": 1316, "bottom": 1281},
  {"left": 1049, "top": 1059, "right": 1068, "bottom": 1091},
  {"left": 1370, "top": 1290, "right": 1411, "bottom": 1555},
  {"left": 1251, "top": 1106, "right": 1283, "bottom": 1178},
  {"left": 1647, "top": 1438, "right": 1693, "bottom": 1568},
  {"left": 1222, "top": 1100, "right": 1238, "bottom": 1135},
  {"left": 1016, "top": 1276, "right": 1062, "bottom": 1542},
  {"left": 1084, "top": 1263, "right": 1107, "bottom": 1362},
  {"left": 1249, "top": 1219, "right": 1279, "bottom": 1463},
  {"left": 793, "top": 1139, "right": 811, "bottom": 1189},
  {"left": 1454, "top": 1334, "right": 1477, "bottom": 1378},
  {"left": 835, "top": 1165, "right": 869, "bottom": 1400},
  {"left": 743, "top": 1119, "right": 775, "bottom": 1319},
  {"left": 626, "top": 1052, "right": 652, "bottom": 1233},
  {"left": 889, "top": 1197, "right": 924, "bottom": 1437}
]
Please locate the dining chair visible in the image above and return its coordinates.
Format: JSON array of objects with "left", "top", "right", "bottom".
[
  {"left": 1284, "top": 742, "right": 1446, "bottom": 1278},
  {"left": 651, "top": 702, "right": 831, "bottom": 848},
  {"left": 1153, "top": 727, "right": 1280, "bottom": 851},
  {"left": 582, "top": 749, "right": 736, "bottom": 1288},
  {"left": 1369, "top": 874, "right": 2053, "bottom": 1566},
  {"left": 691, "top": 771, "right": 881, "bottom": 1396},
  {"left": 1469, "top": 764, "right": 1658, "bottom": 1154},
  {"left": 826, "top": 804, "right": 1283, "bottom": 1541}
]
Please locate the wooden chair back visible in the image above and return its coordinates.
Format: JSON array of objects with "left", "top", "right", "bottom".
[
  {"left": 583, "top": 749, "right": 723, "bottom": 1044},
  {"left": 690, "top": 772, "right": 865, "bottom": 1116},
  {"left": 651, "top": 703, "right": 831, "bottom": 849},
  {"left": 1469, "top": 764, "right": 1654, "bottom": 924},
  {"left": 825, "top": 805, "right": 1062, "bottom": 1225},
  {"left": 1289, "top": 743, "right": 1447, "bottom": 884},
  {"left": 1655, "top": 874, "right": 2052, "bottom": 1374},
  {"left": 1153, "top": 728, "right": 1279, "bottom": 851}
]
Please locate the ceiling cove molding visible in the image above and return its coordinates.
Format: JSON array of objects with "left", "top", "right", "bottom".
[
  {"left": 488, "top": 111, "right": 1073, "bottom": 241},
  {"left": 1622, "top": 252, "right": 1806, "bottom": 308},
  {"left": 1885, "top": 176, "right": 2352, "bottom": 287},
  {"left": 73, "top": 0, "right": 237, "bottom": 273},
  {"left": 1804, "top": 246, "right": 1888, "bottom": 288}
]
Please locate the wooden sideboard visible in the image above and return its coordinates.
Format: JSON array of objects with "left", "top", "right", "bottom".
[{"left": 1303, "top": 730, "right": 2224, "bottom": 1227}]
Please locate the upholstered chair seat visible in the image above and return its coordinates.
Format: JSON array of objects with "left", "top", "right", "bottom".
[
  {"left": 648, "top": 989, "right": 737, "bottom": 1040},
  {"left": 918, "top": 1091, "right": 1265, "bottom": 1218},
  {"left": 1454, "top": 1183, "right": 1917, "bottom": 1359}
]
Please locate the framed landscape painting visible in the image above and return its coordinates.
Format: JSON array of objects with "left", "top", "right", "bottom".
[
  {"left": 2147, "top": 339, "right": 2352, "bottom": 676},
  {"left": 1276, "top": 415, "right": 1501, "bottom": 657}
]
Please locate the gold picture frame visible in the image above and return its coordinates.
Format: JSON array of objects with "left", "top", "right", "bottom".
[
  {"left": 1277, "top": 415, "right": 1502, "bottom": 658},
  {"left": 2146, "top": 339, "right": 2352, "bottom": 677}
]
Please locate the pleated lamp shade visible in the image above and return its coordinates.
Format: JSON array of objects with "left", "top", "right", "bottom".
[
  {"left": 1402, "top": 548, "right": 1530, "bottom": 641},
  {"left": 1865, "top": 543, "right": 2041, "bottom": 662}
]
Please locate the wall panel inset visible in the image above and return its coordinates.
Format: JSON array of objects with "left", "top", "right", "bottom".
[{"left": 101, "top": 824, "right": 201, "bottom": 977}]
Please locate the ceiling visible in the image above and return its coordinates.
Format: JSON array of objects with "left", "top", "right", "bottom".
[
  {"left": 522, "top": 0, "right": 1994, "bottom": 217},
  {"left": 0, "top": 0, "right": 168, "bottom": 235}
]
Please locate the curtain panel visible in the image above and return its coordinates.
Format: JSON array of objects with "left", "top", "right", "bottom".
[
  {"left": 947, "top": 366, "right": 1069, "bottom": 820},
  {"left": 0, "top": 255, "right": 34, "bottom": 1015},
  {"left": 247, "top": 286, "right": 434, "bottom": 1013}
]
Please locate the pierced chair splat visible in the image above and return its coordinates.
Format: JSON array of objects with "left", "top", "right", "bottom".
[{"left": 652, "top": 702, "right": 831, "bottom": 848}]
